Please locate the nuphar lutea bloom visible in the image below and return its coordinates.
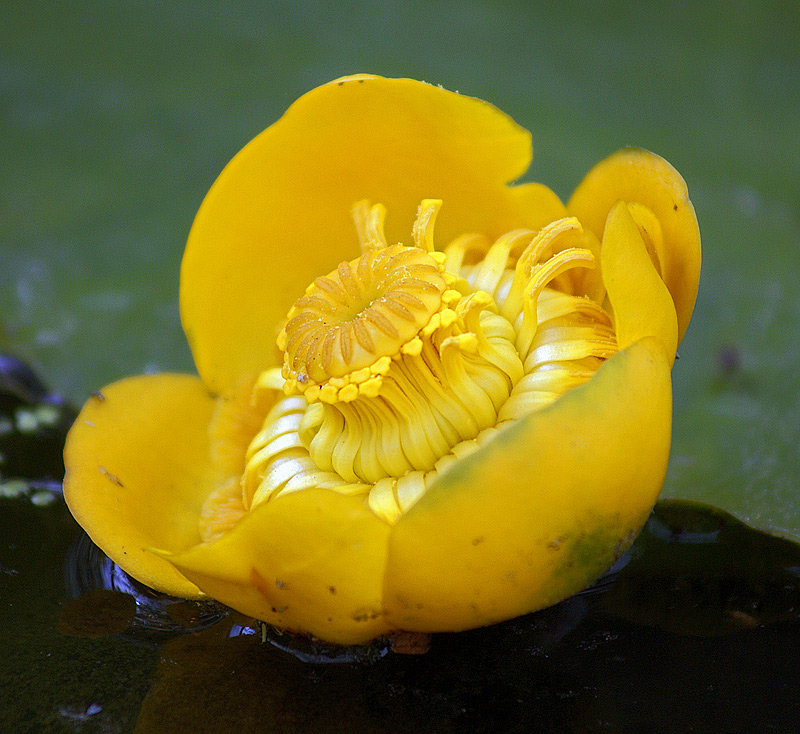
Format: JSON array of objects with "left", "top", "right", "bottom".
[{"left": 64, "top": 75, "right": 701, "bottom": 645}]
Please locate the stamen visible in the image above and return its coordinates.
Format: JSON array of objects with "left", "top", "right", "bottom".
[
  {"left": 443, "top": 233, "right": 490, "bottom": 274},
  {"left": 352, "top": 200, "right": 389, "bottom": 252},
  {"left": 468, "top": 229, "right": 535, "bottom": 297},
  {"left": 499, "top": 217, "right": 581, "bottom": 321},
  {"left": 515, "top": 248, "right": 596, "bottom": 359},
  {"left": 412, "top": 199, "right": 442, "bottom": 252},
  {"left": 231, "top": 200, "right": 621, "bottom": 529}
]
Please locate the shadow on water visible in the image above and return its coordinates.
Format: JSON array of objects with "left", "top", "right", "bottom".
[{"left": 2, "top": 353, "right": 800, "bottom": 733}]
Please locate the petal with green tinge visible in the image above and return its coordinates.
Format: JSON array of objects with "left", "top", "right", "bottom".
[{"left": 384, "top": 337, "right": 672, "bottom": 632}]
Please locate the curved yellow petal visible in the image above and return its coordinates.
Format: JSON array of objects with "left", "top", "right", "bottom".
[
  {"left": 63, "top": 374, "right": 222, "bottom": 598},
  {"left": 181, "top": 75, "right": 562, "bottom": 396},
  {"left": 567, "top": 148, "right": 701, "bottom": 342},
  {"left": 164, "top": 489, "right": 392, "bottom": 645},
  {"left": 602, "top": 201, "right": 679, "bottom": 364},
  {"left": 384, "top": 337, "right": 671, "bottom": 633}
]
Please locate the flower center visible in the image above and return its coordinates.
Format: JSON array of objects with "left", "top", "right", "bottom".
[
  {"left": 278, "top": 245, "right": 448, "bottom": 390},
  {"left": 223, "top": 200, "right": 618, "bottom": 527}
]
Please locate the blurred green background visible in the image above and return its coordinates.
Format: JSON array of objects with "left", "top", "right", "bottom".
[{"left": 2, "top": 0, "right": 799, "bottom": 537}]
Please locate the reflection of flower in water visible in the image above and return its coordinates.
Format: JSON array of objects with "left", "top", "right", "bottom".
[{"left": 62, "top": 532, "right": 227, "bottom": 643}]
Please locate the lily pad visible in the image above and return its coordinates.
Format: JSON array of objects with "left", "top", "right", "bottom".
[{"left": 1, "top": 6, "right": 798, "bottom": 536}]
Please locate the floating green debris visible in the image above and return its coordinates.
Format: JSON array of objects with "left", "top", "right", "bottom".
[
  {"left": 14, "top": 404, "right": 62, "bottom": 433},
  {"left": 0, "top": 479, "right": 29, "bottom": 499},
  {"left": 30, "top": 490, "right": 58, "bottom": 506}
]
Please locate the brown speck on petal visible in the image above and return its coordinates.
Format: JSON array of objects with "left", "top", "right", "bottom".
[{"left": 99, "top": 467, "right": 123, "bottom": 487}]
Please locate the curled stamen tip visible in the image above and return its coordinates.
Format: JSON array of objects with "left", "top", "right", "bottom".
[
  {"left": 460, "top": 333, "right": 479, "bottom": 352},
  {"left": 444, "top": 333, "right": 479, "bottom": 353},
  {"left": 459, "top": 291, "right": 492, "bottom": 314}
]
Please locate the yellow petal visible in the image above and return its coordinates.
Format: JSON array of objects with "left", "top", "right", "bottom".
[
  {"left": 384, "top": 336, "right": 671, "bottom": 633},
  {"left": 63, "top": 374, "right": 223, "bottom": 598},
  {"left": 567, "top": 148, "right": 701, "bottom": 343},
  {"left": 181, "top": 75, "right": 563, "bottom": 396},
  {"left": 163, "top": 488, "right": 392, "bottom": 645},
  {"left": 602, "top": 201, "right": 679, "bottom": 363}
]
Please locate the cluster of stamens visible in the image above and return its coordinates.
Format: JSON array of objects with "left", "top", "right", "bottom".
[{"left": 203, "top": 199, "right": 619, "bottom": 528}]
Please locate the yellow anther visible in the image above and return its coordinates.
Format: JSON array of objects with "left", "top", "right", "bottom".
[
  {"left": 350, "top": 367, "right": 372, "bottom": 384},
  {"left": 319, "top": 384, "right": 339, "bottom": 403},
  {"left": 359, "top": 377, "right": 383, "bottom": 397},
  {"left": 439, "top": 309, "right": 458, "bottom": 328},
  {"left": 370, "top": 356, "right": 392, "bottom": 375},
  {"left": 401, "top": 337, "right": 423, "bottom": 356}
]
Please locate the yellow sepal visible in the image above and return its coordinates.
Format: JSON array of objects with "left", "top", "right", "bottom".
[
  {"left": 568, "top": 148, "right": 701, "bottom": 343},
  {"left": 163, "top": 489, "right": 392, "bottom": 645},
  {"left": 63, "top": 375, "right": 223, "bottom": 599},
  {"left": 602, "top": 201, "right": 679, "bottom": 363},
  {"left": 383, "top": 337, "right": 671, "bottom": 632}
]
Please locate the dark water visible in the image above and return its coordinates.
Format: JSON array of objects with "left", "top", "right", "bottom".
[{"left": 3, "top": 353, "right": 800, "bottom": 733}]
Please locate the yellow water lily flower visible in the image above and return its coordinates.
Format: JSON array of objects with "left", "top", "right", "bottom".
[{"left": 63, "top": 75, "right": 701, "bottom": 645}]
